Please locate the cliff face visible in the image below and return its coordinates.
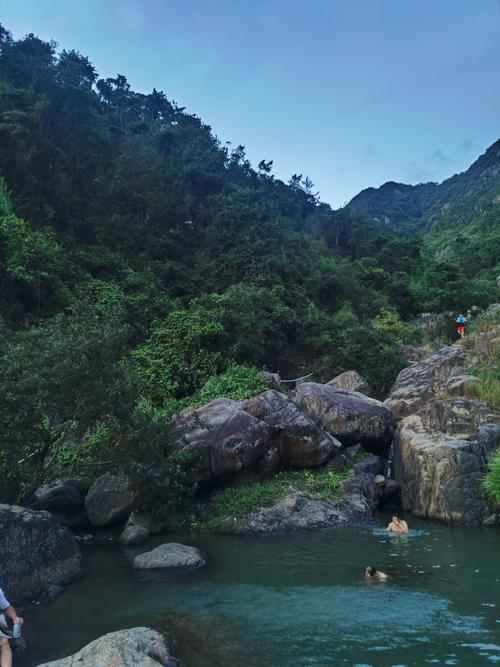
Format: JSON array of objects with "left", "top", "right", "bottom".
[{"left": 386, "top": 327, "right": 500, "bottom": 524}]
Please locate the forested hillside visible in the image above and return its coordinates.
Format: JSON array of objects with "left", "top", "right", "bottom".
[
  {"left": 0, "top": 25, "right": 497, "bottom": 490},
  {"left": 348, "top": 140, "right": 500, "bottom": 275}
]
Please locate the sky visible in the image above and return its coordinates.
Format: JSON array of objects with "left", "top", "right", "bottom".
[{"left": 1, "top": 0, "right": 499, "bottom": 207}]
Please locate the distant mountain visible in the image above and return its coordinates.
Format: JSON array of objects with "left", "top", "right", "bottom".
[{"left": 347, "top": 140, "right": 500, "bottom": 273}]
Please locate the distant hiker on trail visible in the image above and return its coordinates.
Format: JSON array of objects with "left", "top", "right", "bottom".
[
  {"left": 386, "top": 516, "right": 409, "bottom": 533},
  {"left": 0, "top": 588, "right": 23, "bottom": 667},
  {"left": 456, "top": 313, "right": 466, "bottom": 338}
]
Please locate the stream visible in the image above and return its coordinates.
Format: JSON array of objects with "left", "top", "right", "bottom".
[{"left": 19, "top": 512, "right": 500, "bottom": 666}]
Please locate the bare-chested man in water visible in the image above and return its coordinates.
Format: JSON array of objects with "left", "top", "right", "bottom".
[
  {"left": 386, "top": 516, "right": 408, "bottom": 533},
  {"left": 364, "top": 566, "right": 388, "bottom": 580}
]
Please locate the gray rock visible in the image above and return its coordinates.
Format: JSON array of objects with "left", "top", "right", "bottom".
[
  {"left": 126, "top": 509, "right": 163, "bottom": 534},
  {"left": 421, "top": 398, "right": 494, "bottom": 437},
  {"left": 231, "top": 492, "right": 371, "bottom": 536},
  {"left": 0, "top": 505, "right": 83, "bottom": 603},
  {"left": 260, "top": 371, "right": 282, "bottom": 391},
  {"left": 27, "top": 479, "right": 87, "bottom": 527},
  {"left": 171, "top": 398, "right": 274, "bottom": 482},
  {"left": 133, "top": 543, "right": 206, "bottom": 569},
  {"left": 241, "top": 390, "right": 342, "bottom": 469},
  {"left": 119, "top": 525, "right": 150, "bottom": 546},
  {"left": 85, "top": 470, "right": 144, "bottom": 527},
  {"left": 392, "top": 415, "right": 499, "bottom": 524},
  {"left": 327, "top": 370, "right": 371, "bottom": 395},
  {"left": 36, "top": 627, "right": 179, "bottom": 666},
  {"left": 171, "top": 392, "right": 343, "bottom": 482},
  {"left": 384, "top": 344, "right": 466, "bottom": 418},
  {"left": 292, "top": 383, "right": 394, "bottom": 452}
]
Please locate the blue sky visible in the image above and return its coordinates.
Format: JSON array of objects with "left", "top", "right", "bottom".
[{"left": 1, "top": 0, "right": 499, "bottom": 207}]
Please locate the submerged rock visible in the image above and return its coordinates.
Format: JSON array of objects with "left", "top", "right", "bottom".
[
  {"left": 292, "top": 383, "right": 394, "bottom": 452},
  {"left": 0, "top": 504, "right": 83, "bottom": 603},
  {"left": 119, "top": 525, "right": 150, "bottom": 546},
  {"left": 133, "top": 543, "right": 206, "bottom": 569},
  {"left": 36, "top": 627, "right": 179, "bottom": 666},
  {"left": 327, "top": 370, "right": 371, "bottom": 395}
]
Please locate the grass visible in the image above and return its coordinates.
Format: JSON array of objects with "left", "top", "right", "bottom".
[
  {"left": 483, "top": 449, "right": 500, "bottom": 506},
  {"left": 465, "top": 344, "right": 500, "bottom": 413},
  {"left": 196, "top": 458, "right": 368, "bottom": 533}
]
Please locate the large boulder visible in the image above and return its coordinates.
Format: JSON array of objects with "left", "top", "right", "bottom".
[
  {"left": 27, "top": 479, "right": 87, "bottom": 526},
  {"left": 292, "top": 383, "right": 394, "bottom": 452},
  {"left": 36, "top": 627, "right": 179, "bottom": 667},
  {"left": 0, "top": 505, "right": 83, "bottom": 603},
  {"left": 327, "top": 370, "right": 371, "bottom": 395},
  {"left": 133, "top": 542, "right": 206, "bottom": 570},
  {"left": 392, "top": 415, "right": 499, "bottom": 524},
  {"left": 171, "top": 392, "right": 343, "bottom": 482},
  {"left": 171, "top": 398, "right": 274, "bottom": 481},
  {"left": 85, "top": 470, "right": 144, "bottom": 527},
  {"left": 384, "top": 344, "right": 466, "bottom": 418},
  {"left": 240, "top": 390, "right": 342, "bottom": 469}
]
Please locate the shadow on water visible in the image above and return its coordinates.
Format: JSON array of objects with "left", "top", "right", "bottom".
[{"left": 18, "top": 513, "right": 500, "bottom": 667}]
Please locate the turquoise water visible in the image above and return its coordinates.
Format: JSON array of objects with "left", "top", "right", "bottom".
[{"left": 20, "top": 514, "right": 500, "bottom": 666}]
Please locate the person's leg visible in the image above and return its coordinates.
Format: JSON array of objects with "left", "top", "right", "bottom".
[{"left": 1, "top": 638, "right": 12, "bottom": 667}]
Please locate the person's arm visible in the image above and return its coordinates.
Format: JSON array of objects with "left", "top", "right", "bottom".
[{"left": 4, "top": 604, "right": 23, "bottom": 626}]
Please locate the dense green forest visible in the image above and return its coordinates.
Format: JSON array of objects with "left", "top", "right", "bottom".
[{"left": 0, "top": 25, "right": 497, "bottom": 493}]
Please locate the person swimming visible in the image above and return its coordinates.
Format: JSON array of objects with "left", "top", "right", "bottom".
[
  {"left": 365, "top": 566, "right": 388, "bottom": 580},
  {"left": 386, "top": 516, "right": 409, "bottom": 533}
]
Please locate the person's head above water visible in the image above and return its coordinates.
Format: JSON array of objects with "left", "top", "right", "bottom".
[{"left": 365, "top": 566, "right": 376, "bottom": 576}]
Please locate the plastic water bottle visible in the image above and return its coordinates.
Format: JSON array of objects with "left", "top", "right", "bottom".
[{"left": 12, "top": 623, "right": 21, "bottom": 639}]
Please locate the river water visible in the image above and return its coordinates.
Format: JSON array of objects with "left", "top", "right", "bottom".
[{"left": 19, "top": 513, "right": 500, "bottom": 666}]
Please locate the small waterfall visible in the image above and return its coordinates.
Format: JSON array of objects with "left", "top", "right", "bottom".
[{"left": 385, "top": 438, "right": 395, "bottom": 479}]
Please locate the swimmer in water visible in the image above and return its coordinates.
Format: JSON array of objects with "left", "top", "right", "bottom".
[
  {"left": 386, "top": 516, "right": 409, "bottom": 533},
  {"left": 365, "top": 566, "right": 388, "bottom": 580}
]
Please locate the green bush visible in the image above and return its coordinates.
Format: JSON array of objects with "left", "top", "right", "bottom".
[{"left": 483, "top": 449, "right": 500, "bottom": 505}]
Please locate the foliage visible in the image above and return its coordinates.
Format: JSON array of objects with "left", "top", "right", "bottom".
[
  {"left": 192, "top": 364, "right": 268, "bottom": 405},
  {"left": 465, "top": 344, "right": 500, "bottom": 413},
  {"left": 483, "top": 449, "right": 500, "bottom": 505}
]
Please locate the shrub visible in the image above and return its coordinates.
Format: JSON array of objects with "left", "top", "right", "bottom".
[{"left": 483, "top": 449, "right": 500, "bottom": 505}]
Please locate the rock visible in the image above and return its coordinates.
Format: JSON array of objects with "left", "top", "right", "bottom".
[
  {"left": 171, "top": 398, "right": 274, "bottom": 482},
  {"left": 384, "top": 344, "right": 466, "bottom": 418},
  {"left": 352, "top": 455, "right": 384, "bottom": 476},
  {"left": 421, "top": 398, "right": 494, "bottom": 437},
  {"left": 126, "top": 509, "right": 163, "bottom": 534},
  {"left": 398, "top": 344, "right": 428, "bottom": 363},
  {"left": 27, "top": 479, "right": 87, "bottom": 527},
  {"left": 470, "top": 326, "right": 500, "bottom": 359},
  {"left": 231, "top": 492, "right": 372, "bottom": 536},
  {"left": 133, "top": 543, "right": 206, "bottom": 569},
  {"left": 292, "top": 383, "right": 394, "bottom": 452},
  {"left": 119, "top": 525, "right": 150, "bottom": 546},
  {"left": 410, "top": 312, "right": 446, "bottom": 334},
  {"left": 260, "top": 371, "right": 282, "bottom": 391},
  {"left": 241, "top": 390, "right": 342, "bottom": 469},
  {"left": 85, "top": 470, "right": 144, "bottom": 527},
  {"left": 0, "top": 505, "right": 83, "bottom": 603},
  {"left": 343, "top": 443, "right": 363, "bottom": 461},
  {"left": 36, "top": 627, "right": 179, "bottom": 667},
  {"left": 375, "top": 474, "right": 385, "bottom": 486},
  {"left": 327, "top": 370, "right": 371, "bottom": 395},
  {"left": 172, "top": 392, "right": 343, "bottom": 482},
  {"left": 392, "top": 415, "right": 499, "bottom": 524}
]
